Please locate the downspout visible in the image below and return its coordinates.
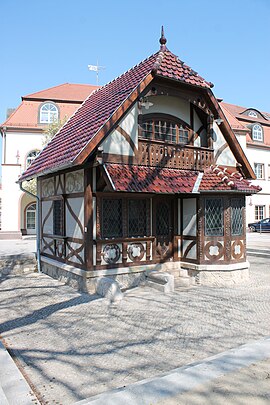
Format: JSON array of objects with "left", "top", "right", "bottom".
[{"left": 19, "top": 181, "right": 41, "bottom": 273}]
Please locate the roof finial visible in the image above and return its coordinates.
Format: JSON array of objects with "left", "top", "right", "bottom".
[{"left": 159, "top": 26, "right": 167, "bottom": 51}]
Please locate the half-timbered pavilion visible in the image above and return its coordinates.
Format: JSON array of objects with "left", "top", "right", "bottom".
[{"left": 19, "top": 29, "right": 260, "bottom": 292}]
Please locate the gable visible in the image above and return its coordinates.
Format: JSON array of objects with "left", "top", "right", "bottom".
[{"left": 19, "top": 34, "right": 254, "bottom": 182}]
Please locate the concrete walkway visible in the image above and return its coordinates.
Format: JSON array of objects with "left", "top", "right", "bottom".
[
  {"left": 75, "top": 337, "right": 270, "bottom": 405},
  {"left": 0, "top": 254, "right": 269, "bottom": 404}
]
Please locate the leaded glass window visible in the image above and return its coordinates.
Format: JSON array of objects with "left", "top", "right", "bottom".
[
  {"left": 53, "top": 199, "right": 64, "bottom": 236},
  {"left": 128, "top": 199, "right": 147, "bottom": 237},
  {"left": 205, "top": 198, "right": 224, "bottom": 236},
  {"left": 102, "top": 199, "right": 122, "bottom": 238},
  {"left": 231, "top": 198, "right": 244, "bottom": 236}
]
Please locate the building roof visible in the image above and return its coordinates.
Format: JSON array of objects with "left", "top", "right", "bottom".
[
  {"left": 19, "top": 38, "right": 213, "bottom": 181},
  {"left": 19, "top": 31, "right": 254, "bottom": 182},
  {"left": 1, "top": 83, "right": 98, "bottom": 130},
  {"left": 221, "top": 101, "right": 270, "bottom": 147},
  {"left": 23, "top": 83, "right": 98, "bottom": 103},
  {"left": 105, "top": 163, "right": 261, "bottom": 194}
]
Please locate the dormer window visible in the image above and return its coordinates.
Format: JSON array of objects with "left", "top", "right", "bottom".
[
  {"left": 252, "top": 124, "right": 263, "bottom": 141},
  {"left": 248, "top": 110, "right": 257, "bottom": 118},
  {"left": 139, "top": 114, "right": 191, "bottom": 145},
  {"left": 39, "top": 102, "right": 59, "bottom": 123}
]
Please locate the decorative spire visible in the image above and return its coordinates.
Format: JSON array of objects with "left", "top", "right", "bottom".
[{"left": 159, "top": 26, "right": 167, "bottom": 51}]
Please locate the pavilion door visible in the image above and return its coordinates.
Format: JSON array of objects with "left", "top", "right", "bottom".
[{"left": 154, "top": 197, "right": 174, "bottom": 260}]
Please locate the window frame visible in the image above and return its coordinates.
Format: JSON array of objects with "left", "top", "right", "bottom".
[
  {"left": 255, "top": 205, "right": 265, "bottom": 221},
  {"left": 138, "top": 113, "right": 193, "bottom": 145},
  {"left": 248, "top": 110, "right": 258, "bottom": 118},
  {"left": 252, "top": 124, "right": 263, "bottom": 141},
  {"left": 204, "top": 197, "right": 224, "bottom": 237},
  {"left": 53, "top": 198, "right": 64, "bottom": 236},
  {"left": 39, "top": 102, "right": 59, "bottom": 124},
  {"left": 231, "top": 197, "right": 244, "bottom": 236},
  {"left": 254, "top": 163, "right": 264, "bottom": 179}
]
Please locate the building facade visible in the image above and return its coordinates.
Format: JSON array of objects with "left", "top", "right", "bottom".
[
  {"left": 19, "top": 31, "right": 260, "bottom": 291},
  {"left": 0, "top": 83, "right": 98, "bottom": 238},
  {"left": 221, "top": 102, "right": 270, "bottom": 225}
]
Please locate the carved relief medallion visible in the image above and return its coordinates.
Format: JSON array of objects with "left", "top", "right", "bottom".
[
  {"left": 103, "top": 244, "right": 121, "bottom": 264},
  {"left": 127, "top": 243, "right": 145, "bottom": 262}
]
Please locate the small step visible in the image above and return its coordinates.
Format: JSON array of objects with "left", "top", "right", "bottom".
[{"left": 174, "top": 276, "right": 191, "bottom": 288}]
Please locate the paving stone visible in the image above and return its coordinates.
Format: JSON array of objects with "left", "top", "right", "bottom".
[{"left": 0, "top": 256, "right": 269, "bottom": 404}]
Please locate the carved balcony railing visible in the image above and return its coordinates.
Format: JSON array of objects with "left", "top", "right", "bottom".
[{"left": 137, "top": 141, "right": 214, "bottom": 170}]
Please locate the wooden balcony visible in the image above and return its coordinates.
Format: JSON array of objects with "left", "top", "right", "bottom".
[{"left": 138, "top": 140, "right": 214, "bottom": 170}]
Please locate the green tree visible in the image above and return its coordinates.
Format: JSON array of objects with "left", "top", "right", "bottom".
[{"left": 42, "top": 116, "right": 68, "bottom": 146}]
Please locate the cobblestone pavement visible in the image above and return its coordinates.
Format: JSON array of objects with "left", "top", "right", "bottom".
[{"left": 0, "top": 256, "right": 269, "bottom": 404}]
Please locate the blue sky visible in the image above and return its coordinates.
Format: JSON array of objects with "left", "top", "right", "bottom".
[{"left": 1, "top": 0, "right": 270, "bottom": 126}]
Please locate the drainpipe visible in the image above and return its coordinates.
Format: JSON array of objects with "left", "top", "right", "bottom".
[{"left": 19, "top": 181, "right": 41, "bottom": 273}]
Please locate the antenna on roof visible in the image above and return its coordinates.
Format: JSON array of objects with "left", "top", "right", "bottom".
[{"left": 88, "top": 60, "right": 105, "bottom": 85}]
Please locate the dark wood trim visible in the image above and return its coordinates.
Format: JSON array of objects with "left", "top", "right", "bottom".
[
  {"left": 84, "top": 168, "right": 93, "bottom": 269},
  {"left": 116, "top": 125, "right": 138, "bottom": 154}
]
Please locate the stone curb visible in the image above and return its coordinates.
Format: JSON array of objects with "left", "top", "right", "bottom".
[
  {"left": 0, "top": 340, "right": 39, "bottom": 404},
  {"left": 74, "top": 337, "right": 270, "bottom": 405}
]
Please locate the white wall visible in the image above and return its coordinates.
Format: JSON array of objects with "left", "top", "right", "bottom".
[{"left": 213, "top": 122, "right": 236, "bottom": 167}]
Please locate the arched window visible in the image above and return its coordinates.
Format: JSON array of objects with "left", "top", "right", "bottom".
[
  {"left": 39, "top": 102, "right": 58, "bottom": 123},
  {"left": 26, "top": 150, "right": 40, "bottom": 168},
  {"left": 252, "top": 124, "right": 263, "bottom": 141},
  {"left": 139, "top": 114, "right": 192, "bottom": 145},
  {"left": 248, "top": 110, "right": 257, "bottom": 118},
  {"left": 26, "top": 203, "right": 36, "bottom": 233}
]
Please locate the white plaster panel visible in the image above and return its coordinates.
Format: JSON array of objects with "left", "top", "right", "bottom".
[
  {"left": 65, "top": 170, "right": 84, "bottom": 193},
  {"left": 101, "top": 105, "right": 137, "bottom": 155},
  {"left": 143, "top": 96, "right": 190, "bottom": 124},
  {"left": 56, "top": 174, "right": 65, "bottom": 195},
  {"left": 213, "top": 122, "right": 236, "bottom": 166},
  {"left": 42, "top": 200, "right": 53, "bottom": 234},
  {"left": 41, "top": 178, "right": 54, "bottom": 197},
  {"left": 183, "top": 198, "right": 197, "bottom": 236},
  {"left": 193, "top": 110, "right": 202, "bottom": 132},
  {"left": 65, "top": 197, "right": 84, "bottom": 239},
  {"left": 183, "top": 239, "right": 197, "bottom": 259}
]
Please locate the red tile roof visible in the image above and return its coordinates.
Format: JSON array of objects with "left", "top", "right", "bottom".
[
  {"left": 2, "top": 83, "right": 98, "bottom": 130},
  {"left": 19, "top": 47, "right": 212, "bottom": 181},
  {"left": 105, "top": 163, "right": 198, "bottom": 193},
  {"left": 105, "top": 163, "right": 261, "bottom": 194},
  {"left": 23, "top": 83, "right": 99, "bottom": 103},
  {"left": 220, "top": 101, "right": 270, "bottom": 147}
]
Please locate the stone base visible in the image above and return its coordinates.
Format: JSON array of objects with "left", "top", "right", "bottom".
[
  {"left": 40, "top": 257, "right": 250, "bottom": 294},
  {"left": 0, "top": 231, "right": 22, "bottom": 240},
  {"left": 180, "top": 261, "right": 250, "bottom": 287},
  {"left": 41, "top": 257, "right": 146, "bottom": 294}
]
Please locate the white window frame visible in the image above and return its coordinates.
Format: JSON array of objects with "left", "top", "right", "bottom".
[
  {"left": 252, "top": 124, "right": 263, "bottom": 141},
  {"left": 248, "top": 110, "right": 257, "bottom": 118},
  {"left": 39, "top": 102, "right": 59, "bottom": 124},
  {"left": 255, "top": 205, "right": 264, "bottom": 221},
  {"left": 254, "top": 163, "right": 264, "bottom": 179}
]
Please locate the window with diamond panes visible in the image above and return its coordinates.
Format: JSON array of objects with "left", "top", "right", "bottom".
[
  {"left": 53, "top": 199, "right": 64, "bottom": 236},
  {"left": 231, "top": 198, "right": 244, "bottom": 236},
  {"left": 205, "top": 198, "right": 224, "bottom": 236},
  {"left": 128, "top": 199, "right": 147, "bottom": 237},
  {"left": 102, "top": 199, "right": 122, "bottom": 238},
  {"left": 156, "top": 202, "right": 170, "bottom": 236}
]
